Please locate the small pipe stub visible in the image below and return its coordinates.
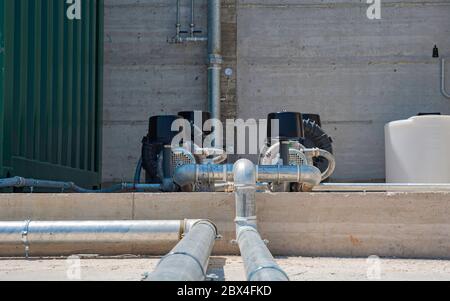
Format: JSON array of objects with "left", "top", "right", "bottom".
[{"left": 433, "top": 45, "right": 439, "bottom": 58}]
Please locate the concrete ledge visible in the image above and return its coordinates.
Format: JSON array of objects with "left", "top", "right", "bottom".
[{"left": 0, "top": 192, "right": 449, "bottom": 258}]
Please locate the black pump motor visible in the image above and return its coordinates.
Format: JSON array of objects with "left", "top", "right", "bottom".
[
  {"left": 141, "top": 112, "right": 214, "bottom": 185},
  {"left": 178, "top": 111, "right": 212, "bottom": 142},
  {"left": 267, "top": 112, "right": 305, "bottom": 141},
  {"left": 142, "top": 115, "right": 182, "bottom": 184},
  {"left": 266, "top": 111, "right": 333, "bottom": 173}
]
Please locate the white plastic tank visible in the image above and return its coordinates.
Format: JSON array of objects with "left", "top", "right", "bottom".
[{"left": 385, "top": 115, "right": 450, "bottom": 183}]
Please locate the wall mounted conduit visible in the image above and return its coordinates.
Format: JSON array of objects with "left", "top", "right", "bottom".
[{"left": 441, "top": 58, "right": 450, "bottom": 99}]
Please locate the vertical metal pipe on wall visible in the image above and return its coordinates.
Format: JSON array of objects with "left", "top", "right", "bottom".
[
  {"left": 190, "top": 0, "right": 195, "bottom": 37},
  {"left": 207, "top": 0, "right": 222, "bottom": 123}
]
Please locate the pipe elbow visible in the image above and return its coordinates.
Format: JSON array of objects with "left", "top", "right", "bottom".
[
  {"left": 233, "top": 159, "right": 256, "bottom": 186},
  {"left": 185, "top": 219, "right": 218, "bottom": 238},
  {"left": 318, "top": 149, "right": 336, "bottom": 181},
  {"left": 173, "top": 164, "right": 197, "bottom": 187},
  {"left": 299, "top": 165, "right": 323, "bottom": 187}
]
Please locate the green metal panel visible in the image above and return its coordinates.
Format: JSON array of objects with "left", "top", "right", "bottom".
[
  {"left": 0, "top": 0, "right": 104, "bottom": 188},
  {"left": 0, "top": 0, "right": 4, "bottom": 178}
]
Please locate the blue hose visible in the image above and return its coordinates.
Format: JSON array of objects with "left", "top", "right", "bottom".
[{"left": 0, "top": 177, "right": 162, "bottom": 193}]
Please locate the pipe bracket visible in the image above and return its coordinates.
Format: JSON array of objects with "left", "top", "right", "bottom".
[
  {"left": 247, "top": 265, "right": 290, "bottom": 282},
  {"left": 21, "top": 220, "right": 31, "bottom": 258},
  {"left": 157, "top": 251, "right": 207, "bottom": 279},
  {"left": 236, "top": 225, "right": 258, "bottom": 241},
  {"left": 208, "top": 54, "right": 223, "bottom": 65},
  {"left": 186, "top": 219, "right": 219, "bottom": 238}
]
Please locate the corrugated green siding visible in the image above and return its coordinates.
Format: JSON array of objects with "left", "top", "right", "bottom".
[
  {"left": 0, "top": 0, "right": 4, "bottom": 179},
  {"left": 0, "top": 0, "right": 104, "bottom": 188}
]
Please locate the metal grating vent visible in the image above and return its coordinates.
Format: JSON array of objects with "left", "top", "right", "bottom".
[
  {"left": 289, "top": 149, "right": 308, "bottom": 166},
  {"left": 171, "top": 150, "right": 196, "bottom": 170}
]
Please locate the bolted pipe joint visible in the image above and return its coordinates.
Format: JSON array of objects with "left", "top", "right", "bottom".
[{"left": 173, "top": 164, "right": 234, "bottom": 187}]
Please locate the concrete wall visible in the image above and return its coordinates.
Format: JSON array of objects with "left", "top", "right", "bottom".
[
  {"left": 2, "top": 192, "right": 450, "bottom": 258},
  {"left": 237, "top": 0, "right": 450, "bottom": 180},
  {"left": 102, "top": 0, "right": 450, "bottom": 183},
  {"left": 103, "top": 0, "right": 237, "bottom": 183}
]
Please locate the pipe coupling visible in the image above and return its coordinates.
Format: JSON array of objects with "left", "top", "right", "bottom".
[
  {"left": 208, "top": 54, "right": 223, "bottom": 65},
  {"left": 184, "top": 219, "right": 219, "bottom": 239}
]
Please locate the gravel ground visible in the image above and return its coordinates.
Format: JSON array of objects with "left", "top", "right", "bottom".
[{"left": 0, "top": 256, "right": 449, "bottom": 281}]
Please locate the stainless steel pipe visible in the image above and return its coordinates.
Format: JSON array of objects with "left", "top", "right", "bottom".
[
  {"left": 234, "top": 159, "right": 257, "bottom": 228},
  {"left": 0, "top": 220, "right": 202, "bottom": 257},
  {"left": 173, "top": 163, "right": 323, "bottom": 189},
  {"left": 207, "top": 0, "right": 222, "bottom": 122},
  {"left": 313, "top": 183, "right": 450, "bottom": 192},
  {"left": 237, "top": 226, "right": 290, "bottom": 281},
  {"left": 233, "top": 159, "right": 289, "bottom": 281},
  {"left": 256, "top": 165, "right": 323, "bottom": 188},
  {"left": 173, "top": 164, "right": 234, "bottom": 187},
  {"left": 146, "top": 220, "right": 218, "bottom": 281}
]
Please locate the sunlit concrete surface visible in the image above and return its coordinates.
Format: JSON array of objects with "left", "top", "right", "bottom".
[
  {"left": 1, "top": 192, "right": 450, "bottom": 258},
  {"left": 0, "top": 256, "right": 449, "bottom": 281}
]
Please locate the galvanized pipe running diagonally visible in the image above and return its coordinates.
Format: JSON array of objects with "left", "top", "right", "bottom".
[
  {"left": 237, "top": 226, "right": 290, "bottom": 281},
  {"left": 233, "top": 159, "right": 289, "bottom": 282},
  {"left": 146, "top": 220, "right": 218, "bottom": 281},
  {"left": 0, "top": 220, "right": 202, "bottom": 257}
]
